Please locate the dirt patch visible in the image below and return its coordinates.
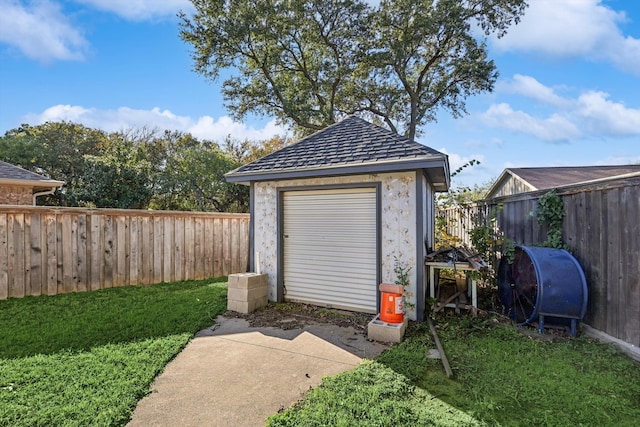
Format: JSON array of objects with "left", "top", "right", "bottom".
[{"left": 224, "top": 302, "right": 376, "bottom": 333}]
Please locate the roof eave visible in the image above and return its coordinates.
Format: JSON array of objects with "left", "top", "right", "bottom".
[
  {"left": 0, "top": 178, "right": 65, "bottom": 189},
  {"left": 226, "top": 157, "right": 449, "bottom": 187}
]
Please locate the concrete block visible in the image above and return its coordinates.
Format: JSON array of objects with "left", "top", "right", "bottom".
[
  {"left": 227, "top": 296, "right": 268, "bottom": 314},
  {"left": 228, "top": 285, "right": 268, "bottom": 302},
  {"left": 367, "top": 315, "right": 408, "bottom": 343},
  {"left": 227, "top": 273, "right": 268, "bottom": 290}
]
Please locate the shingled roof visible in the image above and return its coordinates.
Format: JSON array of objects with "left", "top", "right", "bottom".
[
  {"left": 485, "top": 165, "right": 640, "bottom": 199},
  {"left": 226, "top": 116, "right": 449, "bottom": 190},
  {"left": 508, "top": 165, "right": 640, "bottom": 190},
  {"left": 0, "top": 161, "right": 64, "bottom": 189}
]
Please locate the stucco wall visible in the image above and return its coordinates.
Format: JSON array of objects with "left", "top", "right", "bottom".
[
  {"left": 0, "top": 185, "right": 33, "bottom": 205},
  {"left": 253, "top": 171, "right": 423, "bottom": 320}
]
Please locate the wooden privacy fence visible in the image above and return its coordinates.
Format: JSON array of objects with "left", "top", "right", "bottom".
[
  {"left": 0, "top": 207, "right": 250, "bottom": 300},
  {"left": 438, "top": 174, "right": 640, "bottom": 347}
]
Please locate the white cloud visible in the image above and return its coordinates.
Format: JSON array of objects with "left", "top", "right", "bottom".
[
  {"left": 481, "top": 103, "right": 581, "bottom": 142},
  {"left": 483, "top": 76, "right": 640, "bottom": 141},
  {"left": 73, "top": 0, "right": 192, "bottom": 21},
  {"left": 577, "top": 91, "right": 640, "bottom": 136},
  {"left": 498, "top": 75, "right": 568, "bottom": 107},
  {"left": 23, "top": 104, "right": 287, "bottom": 141},
  {"left": 0, "top": 0, "right": 88, "bottom": 62},
  {"left": 492, "top": 0, "right": 640, "bottom": 75}
]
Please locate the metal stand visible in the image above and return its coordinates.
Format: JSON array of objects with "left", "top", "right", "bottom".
[{"left": 425, "top": 261, "right": 478, "bottom": 316}]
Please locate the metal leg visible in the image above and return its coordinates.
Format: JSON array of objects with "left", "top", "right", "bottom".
[
  {"left": 471, "top": 279, "right": 477, "bottom": 316},
  {"left": 570, "top": 319, "right": 577, "bottom": 337},
  {"left": 539, "top": 314, "right": 545, "bottom": 334}
]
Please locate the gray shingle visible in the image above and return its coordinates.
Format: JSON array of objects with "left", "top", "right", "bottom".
[
  {"left": 511, "top": 165, "right": 640, "bottom": 190},
  {"left": 229, "top": 116, "right": 445, "bottom": 175},
  {"left": 0, "top": 161, "right": 58, "bottom": 182}
]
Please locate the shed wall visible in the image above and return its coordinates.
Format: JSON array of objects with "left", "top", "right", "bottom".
[{"left": 254, "top": 172, "right": 421, "bottom": 320}]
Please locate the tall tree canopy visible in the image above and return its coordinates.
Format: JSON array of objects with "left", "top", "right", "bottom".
[
  {"left": 0, "top": 122, "right": 284, "bottom": 211},
  {"left": 180, "top": 0, "right": 527, "bottom": 140}
]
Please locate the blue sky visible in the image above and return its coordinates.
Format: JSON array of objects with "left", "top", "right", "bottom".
[{"left": 1, "top": 0, "right": 639, "bottom": 189}]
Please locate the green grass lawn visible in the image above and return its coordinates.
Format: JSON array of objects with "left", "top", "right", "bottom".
[
  {"left": 268, "top": 315, "right": 640, "bottom": 427},
  {"left": 0, "top": 278, "right": 227, "bottom": 426}
]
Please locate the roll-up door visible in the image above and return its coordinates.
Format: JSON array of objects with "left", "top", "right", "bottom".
[{"left": 283, "top": 187, "right": 377, "bottom": 313}]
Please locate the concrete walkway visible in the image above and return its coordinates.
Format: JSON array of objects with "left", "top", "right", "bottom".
[{"left": 127, "top": 317, "right": 389, "bottom": 427}]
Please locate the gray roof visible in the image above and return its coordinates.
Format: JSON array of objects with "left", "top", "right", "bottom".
[
  {"left": 509, "top": 165, "right": 640, "bottom": 190},
  {"left": 485, "top": 165, "right": 640, "bottom": 199},
  {"left": 226, "top": 116, "right": 449, "bottom": 190},
  {"left": 0, "top": 161, "right": 64, "bottom": 187}
]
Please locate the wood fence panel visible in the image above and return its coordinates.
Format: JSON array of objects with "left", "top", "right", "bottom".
[
  {"left": 58, "top": 215, "right": 76, "bottom": 292},
  {"left": 141, "top": 216, "right": 152, "bottom": 285},
  {"left": 240, "top": 216, "right": 249, "bottom": 273},
  {"left": 185, "top": 217, "right": 194, "bottom": 281},
  {"left": 204, "top": 217, "right": 213, "bottom": 279},
  {"left": 621, "top": 186, "right": 640, "bottom": 345},
  {"left": 163, "top": 217, "right": 174, "bottom": 283},
  {"left": 0, "top": 214, "right": 7, "bottom": 300},
  {"left": 584, "top": 191, "right": 603, "bottom": 328},
  {"left": 153, "top": 217, "right": 163, "bottom": 284},
  {"left": 213, "top": 218, "right": 223, "bottom": 278},
  {"left": 604, "top": 188, "right": 620, "bottom": 339},
  {"left": 116, "top": 216, "right": 127, "bottom": 287},
  {"left": 0, "top": 207, "right": 249, "bottom": 300},
  {"left": 9, "top": 214, "right": 24, "bottom": 298},
  {"left": 223, "top": 218, "right": 231, "bottom": 276},
  {"left": 194, "top": 217, "right": 204, "bottom": 280},
  {"left": 77, "top": 214, "right": 87, "bottom": 292},
  {"left": 6, "top": 214, "right": 15, "bottom": 298},
  {"left": 24, "top": 213, "right": 37, "bottom": 295},
  {"left": 103, "top": 215, "right": 114, "bottom": 288},
  {"left": 45, "top": 214, "right": 57, "bottom": 295},
  {"left": 24, "top": 213, "right": 33, "bottom": 296},
  {"left": 89, "top": 214, "right": 100, "bottom": 291},
  {"left": 130, "top": 216, "right": 140, "bottom": 285},
  {"left": 29, "top": 213, "right": 42, "bottom": 296},
  {"left": 174, "top": 216, "right": 184, "bottom": 282}
]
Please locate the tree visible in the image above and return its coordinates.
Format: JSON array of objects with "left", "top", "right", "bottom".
[
  {"left": 150, "top": 136, "right": 247, "bottom": 212},
  {"left": 181, "top": 0, "right": 369, "bottom": 135},
  {"left": 180, "top": 0, "right": 527, "bottom": 139},
  {"left": 0, "top": 122, "right": 109, "bottom": 205},
  {"left": 224, "top": 135, "right": 291, "bottom": 165},
  {"left": 68, "top": 135, "right": 154, "bottom": 209}
]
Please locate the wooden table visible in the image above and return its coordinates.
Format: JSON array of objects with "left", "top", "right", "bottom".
[{"left": 425, "top": 261, "right": 478, "bottom": 315}]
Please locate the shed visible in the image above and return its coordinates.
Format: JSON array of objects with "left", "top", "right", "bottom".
[
  {"left": 0, "top": 161, "right": 64, "bottom": 205},
  {"left": 226, "top": 116, "right": 450, "bottom": 321},
  {"left": 485, "top": 165, "right": 640, "bottom": 200}
]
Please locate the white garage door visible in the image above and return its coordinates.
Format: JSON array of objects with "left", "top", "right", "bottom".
[{"left": 283, "top": 188, "right": 378, "bottom": 313}]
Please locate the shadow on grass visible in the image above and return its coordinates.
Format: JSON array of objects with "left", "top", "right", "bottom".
[{"left": 0, "top": 278, "right": 228, "bottom": 359}]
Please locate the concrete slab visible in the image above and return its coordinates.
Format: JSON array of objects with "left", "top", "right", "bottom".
[{"left": 127, "top": 317, "right": 389, "bottom": 427}]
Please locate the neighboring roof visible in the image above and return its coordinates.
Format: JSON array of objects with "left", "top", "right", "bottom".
[
  {"left": 485, "top": 165, "right": 640, "bottom": 199},
  {"left": 0, "top": 161, "right": 65, "bottom": 189},
  {"left": 226, "top": 116, "right": 450, "bottom": 191}
]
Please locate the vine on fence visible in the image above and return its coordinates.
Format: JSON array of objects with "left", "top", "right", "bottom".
[{"left": 534, "top": 190, "right": 566, "bottom": 249}]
